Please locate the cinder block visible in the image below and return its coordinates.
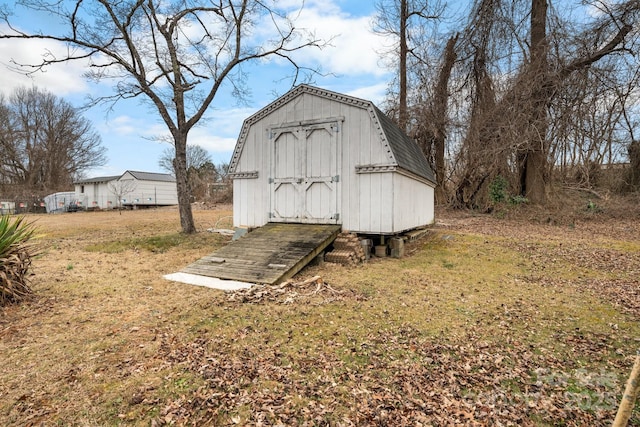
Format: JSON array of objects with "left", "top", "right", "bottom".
[{"left": 389, "top": 237, "right": 404, "bottom": 258}]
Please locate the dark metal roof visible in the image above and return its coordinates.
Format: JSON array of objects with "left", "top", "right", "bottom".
[
  {"left": 74, "top": 175, "right": 120, "bottom": 184},
  {"left": 74, "top": 171, "right": 175, "bottom": 184},
  {"left": 372, "top": 106, "right": 436, "bottom": 183},
  {"left": 124, "top": 171, "right": 176, "bottom": 182}
]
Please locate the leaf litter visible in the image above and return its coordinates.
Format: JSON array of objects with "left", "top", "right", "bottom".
[
  {"left": 2, "top": 205, "right": 640, "bottom": 426},
  {"left": 148, "top": 208, "right": 640, "bottom": 426}
]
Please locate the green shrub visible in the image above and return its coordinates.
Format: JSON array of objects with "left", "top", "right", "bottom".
[
  {"left": 509, "top": 195, "right": 529, "bottom": 205},
  {"left": 586, "top": 200, "right": 602, "bottom": 213},
  {"left": 0, "top": 215, "right": 39, "bottom": 305},
  {"left": 489, "top": 175, "right": 508, "bottom": 204}
]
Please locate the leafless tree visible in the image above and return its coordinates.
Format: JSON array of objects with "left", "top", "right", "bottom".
[
  {"left": 0, "top": 86, "right": 106, "bottom": 195},
  {"left": 108, "top": 179, "right": 137, "bottom": 213},
  {"left": 412, "top": 33, "right": 459, "bottom": 203},
  {"left": 448, "top": 0, "right": 639, "bottom": 208},
  {"left": 373, "top": 0, "right": 444, "bottom": 131},
  {"left": 159, "top": 144, "right": 221, "bottom": 201},
  {"left": 158, "top": 144, "right": 212, "bottom": 177},
  {"left": 1, "top": 1, "right": 326, "bottom": 233}
]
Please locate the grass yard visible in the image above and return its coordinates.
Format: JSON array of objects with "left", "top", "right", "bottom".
[{"left": 1, "top": 198, "right": 639, "bottom": 426}]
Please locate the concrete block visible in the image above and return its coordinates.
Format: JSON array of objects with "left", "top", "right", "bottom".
[{"left": 389, "top": 237, "right": 405, "bottom": 258}]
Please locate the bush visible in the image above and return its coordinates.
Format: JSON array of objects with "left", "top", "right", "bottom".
[
  {"left": 0, "top": 216, "right": 39, "bottom": 305},
  {"left": 489, "top": 175, "right": 508, "bottom": 204},
  {"left": 509, "top": 195, "right": 529, "bottom": 205}
]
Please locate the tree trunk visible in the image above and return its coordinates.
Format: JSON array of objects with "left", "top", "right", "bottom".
[
  {"left": 173, "top": 132, "right": 196, "bottom": 234},
  {"left": 432, "top": 34, "right": 459, "bottom": 204},
  {"left": 398, "top": 0, "right": 408, "bottom": 131},
  {"left": 612, "top": 353, "right": 640, "bottom": 427},
  {"left": 521, "top": 0, "right": 550, "bottom": 204}
]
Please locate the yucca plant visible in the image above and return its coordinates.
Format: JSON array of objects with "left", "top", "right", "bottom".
[{"left": 0, "top": 215, "right": 40, "bottom": 305}]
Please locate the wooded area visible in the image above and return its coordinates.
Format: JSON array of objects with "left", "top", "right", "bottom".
[
  {"left": 0, "top": 87, "right": 106, "bottom": 197},
  {"left": 377, "top": 0, "right": 639, "bottom": 209}
]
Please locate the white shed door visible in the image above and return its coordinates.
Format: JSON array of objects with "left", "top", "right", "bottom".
[{"left": 270, "top": 121, "right": 339, "bottom": 224}]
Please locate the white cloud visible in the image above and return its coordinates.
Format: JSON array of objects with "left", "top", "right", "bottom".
[
  {"left": 100, "top": 107, "right": 249, "bottom": 155},
  {"left": 344, "top": 82, "right": 390, "bottom": 105},
  {"left": 189, "top": 130, "right": 238, "bottom": 153},
  {"left": 106, "top": 116, "right": 139, "bottom": 136},
  {"left": 0, "top": 31, "right": 89, "bottom": 96},
  {"left": 254, "top": 2, "right": 388, "bottom": 78},
  {"left": 187, "top": 107, "right": 256, "bottom": 153}
]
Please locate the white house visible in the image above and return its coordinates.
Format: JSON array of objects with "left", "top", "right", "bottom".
[
  {"left": 74, "top": 171, "right": 178, "bottom": 209},
  {"left": 229, "top": 84, "right": 436, "bottom": 235}
]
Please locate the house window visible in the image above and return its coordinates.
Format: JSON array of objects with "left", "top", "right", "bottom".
[{"left": 80, "top": 185, "right": 85, "bottom": 193}]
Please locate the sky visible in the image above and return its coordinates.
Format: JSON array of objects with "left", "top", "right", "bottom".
[{"left": 0, "top": 0, "right": 400, "bottom": 178}]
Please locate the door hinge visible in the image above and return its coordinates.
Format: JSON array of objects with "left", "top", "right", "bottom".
[
  {"left": 333, "top": 213, "right": 340, "bottom": 220},
  {"left": 332, "top": 175, "right": 340, "bottom": 183},
  {"left": 268, "top": 177, "right": 274, "bottom": 184}
]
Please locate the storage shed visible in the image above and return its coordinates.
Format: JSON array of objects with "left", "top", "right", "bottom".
[
  {"left": 229, "top": 84, "right": 436, "bottom": 235},
  {"left": 74, "top": 170, "right": 178, "bottom": 209}
]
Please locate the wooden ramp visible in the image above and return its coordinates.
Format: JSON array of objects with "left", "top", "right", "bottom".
[{"left": 180, "top": 223, "right": 341, "bottom": 285}]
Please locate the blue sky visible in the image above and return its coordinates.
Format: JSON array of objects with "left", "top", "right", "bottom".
[{"left": 0, "top": 0, "right": 398, "bottom": 178}]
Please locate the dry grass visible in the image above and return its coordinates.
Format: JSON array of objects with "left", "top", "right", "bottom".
[{"left": 0, "top": 198, "right": 639, "bottom": 426}]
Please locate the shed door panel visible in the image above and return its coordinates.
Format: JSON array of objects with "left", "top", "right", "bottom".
[
  {"left": 272, "top": 131, "right": 301, "bottom": 220},
  {"left": 270, "top": 122, "right": 339, "bottom": 224}
]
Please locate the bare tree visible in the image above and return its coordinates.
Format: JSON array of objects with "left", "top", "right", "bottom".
[
  {"left": 1, "top": 1, "right": 325, "bottom": 233},
  {"left": 108, "top": 180, "right": 137, "bottom": 213},
  {"left": 159, "top": 144, "right": 219, "bottom": 201},
  {"left": 373, "top": 0, "right": 443, "bottom": 131},
  {"left": 158, "top": 144, "right": 212, "bottom": 177},
  {"left": 0, "top": 86, "right": 106, "bottom": 194},
  {"left": 449, "top": 0, "right": 638, "bottom": 208},
  {"left": 412, "top": 33, "right": 459, "bottom": 204}
]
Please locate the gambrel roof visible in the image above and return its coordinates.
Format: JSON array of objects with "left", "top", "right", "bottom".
[{"left": 229, "top": 84, "right": 436, "bottom": 184}]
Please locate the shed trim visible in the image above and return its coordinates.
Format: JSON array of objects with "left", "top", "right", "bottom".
[
  {"left": 366, "top": 107, "right": 396, "bottom": 163},
  {"left": 229, "top": 171, "right": 259, "bottom": 179},
  {"left": 230, "top": 86, "right": 376, "bottom": 174},
  {"left": 395, "top": 168, "right": 436, "bottom": 187},
  {"left": 355, "top": 164, "right": 398, "bottom": 173},
  {"left": 356, "top": 165, "right": 435, "bottom": 186},
  {"left": 269, "top": 116, "right": 345, "bottom": 130}
]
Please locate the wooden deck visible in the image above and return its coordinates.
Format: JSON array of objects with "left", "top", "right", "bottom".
[{"left": 181, "top": 223, "right": 341, "bottom": 285}]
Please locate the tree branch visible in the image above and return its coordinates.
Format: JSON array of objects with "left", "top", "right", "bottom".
[{"left": 559, "top": 23, "right": 633, "bottom": 78}]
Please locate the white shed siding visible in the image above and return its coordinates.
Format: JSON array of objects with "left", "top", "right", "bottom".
[
  {"left": 231, "top": 85, "right": 436, "bottom": 234},
  {"left": 339, "top": 102, "right": 397, "bottom": 233},
  {"left": 120, "top": 172, "right": 178, "bottom": 205},
  {"left": 129, "top": 180, "right": 177, "bottom": 205},
  {"left": 392, "top": 173, "right": 435, "bottom": 231},
  {"left": 75, "top": 171, "right": 177, "bottom": 209},
  {"left": 76, "top": 181, "right": 117, "bottom": 209},
  {"left": 232, "top": 113, "right": 271, "bottom": 227}
]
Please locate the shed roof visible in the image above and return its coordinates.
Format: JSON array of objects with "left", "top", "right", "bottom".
[
  {"left": 74, "top": 171, "right": 176, "bottom": 185},
  {"left": 230, "top": 84, "right": 435, "bottom": 184},
  {"left": 124, "top": 171, "right": 176, "bottom": 182},
  {"left": 372, "top": 105, "right": 435, "bottom": 183},
  {"left": 74, "top": 175, "right": 120, "bottom": 184}
]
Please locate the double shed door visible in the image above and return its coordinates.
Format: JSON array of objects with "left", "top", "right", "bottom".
[{"left": 270, "top": 118, "right": 342, "bottom": 224}]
